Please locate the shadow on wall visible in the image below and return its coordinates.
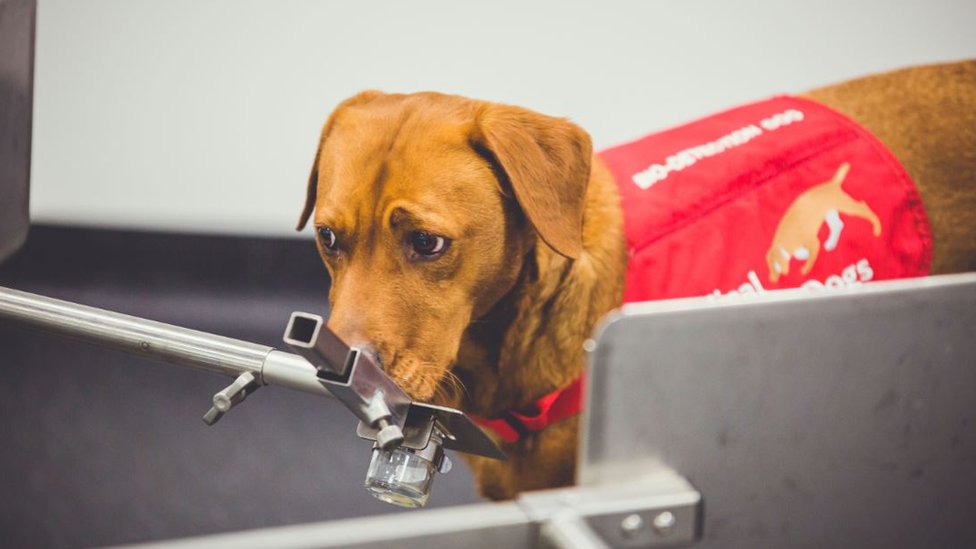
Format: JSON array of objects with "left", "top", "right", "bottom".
[{"left": 0, "top": 225, "right": 479, "bottom": 549}]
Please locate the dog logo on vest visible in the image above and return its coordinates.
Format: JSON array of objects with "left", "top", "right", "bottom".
[{"left": 765, "top": 162, "right": 882, "bottom": 282}]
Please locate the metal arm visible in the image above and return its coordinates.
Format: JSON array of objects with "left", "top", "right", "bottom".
[
  {"left": 0, "top": 285, "right": 504, "bottom": 507},
  {"left": 0, "top": 285, "right": 343, "bottom": 397},
  {"left": 0, "top": 285, "right": 274, "bottom": 378},
  {"left": 0, "top": 285, "right": 343, "bottom": 426}
]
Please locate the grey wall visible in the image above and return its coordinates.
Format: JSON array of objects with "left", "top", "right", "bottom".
[
  {"left": 0, "top": 226, "right": 480, "bottom": 548},
  {"left": 28, "top": 0, "right": 976, "bottom": 238}
]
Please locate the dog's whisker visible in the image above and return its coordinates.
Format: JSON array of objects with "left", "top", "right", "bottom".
[{"left": 387, "top": 360, "right": 470, "bottom": 404}]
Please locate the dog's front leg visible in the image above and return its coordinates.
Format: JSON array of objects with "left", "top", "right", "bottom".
[{"left": 464, "top": 417, "right": 579, "bottom": 500}]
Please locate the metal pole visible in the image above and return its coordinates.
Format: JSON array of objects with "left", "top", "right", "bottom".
[
  {"left": 539, "top": 513, "right": 611, "bottom": 549},
  {"left": 0, "top": 285, "right": 274, "bottom": 379},
  {"left": 0, "top": 286, "right": 335, "bottom": 399}
]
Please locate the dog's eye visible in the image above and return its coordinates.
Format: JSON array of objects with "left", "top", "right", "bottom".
[
  {"left": 317, "top": 227, "right": 338, "bottom": 253},
  {"left": 408, "top": 231, "right": 448, "bottom": 259}
]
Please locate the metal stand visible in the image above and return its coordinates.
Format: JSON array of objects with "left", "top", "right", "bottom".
[
  {"left": 0, "top": 285, "right": 504, "bottom": 508},
  {"left": 525, "top": 471, "right": 701, "bottom": 549},
  {"left": 5, "top": 272, "right": 974, "bottom": 548},
  {"left": 101, "top": 471, "right": 701, "bottom": 549}
]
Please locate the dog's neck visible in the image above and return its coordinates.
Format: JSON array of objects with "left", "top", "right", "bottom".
[{"left": 454, "top": 160, "right": 628, "bottom": 419}]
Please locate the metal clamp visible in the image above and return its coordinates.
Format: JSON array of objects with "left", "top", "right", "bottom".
[
  {"left": 356, "top": 400, "right": 506, "bottom": 460},
  {"left": 202, "top": 371, "right": 260, "bottom": 425},
  {"left": 283, "top": 312, "right": 412, "bottom": 450},
  {"left": 282, "top": 311, "right": 501, "bottom": 460}
]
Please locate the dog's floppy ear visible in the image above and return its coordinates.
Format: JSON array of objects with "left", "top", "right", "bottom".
[
  {"left": 297, "top": 90, "right": 385, "bottom": 231},
  {"left": 475, "top": 104, "right": 593, "bottom": 259}
]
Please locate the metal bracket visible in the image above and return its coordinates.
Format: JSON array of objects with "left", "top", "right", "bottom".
[
  {"left": 357, "top": 401, "right": 507, "bottom": 460},
  {"left": 283, "top": 312, "right": 411, "bottom": 449},
  {"left": 520, "top": 470, "right": 702, "bottom": 548},
  {"left": 285, "top": 311, "right": 504, "bottom": 459},
  {"left": 84, "top": 467, "right": 702, "bottom": 549},
  {"left": 202, "top": 371, "right": 260, "bottom": 425}
]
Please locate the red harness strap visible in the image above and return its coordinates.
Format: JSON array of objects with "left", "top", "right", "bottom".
[{"left": 471, "top": 376, "right": 585, "bottom": 443}]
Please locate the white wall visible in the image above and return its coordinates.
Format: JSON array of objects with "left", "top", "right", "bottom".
[{"left": 30, "top": 0, "right": 976, "bottom": 239}]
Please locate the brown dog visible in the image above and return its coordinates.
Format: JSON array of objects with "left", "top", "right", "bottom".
[{"left": 298, "top": 60, "right": 976, "bottom": 500}]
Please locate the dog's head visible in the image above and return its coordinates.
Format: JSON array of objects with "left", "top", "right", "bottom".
[{"left": 297, "top": 91, "right": 592, "bottom": 401}]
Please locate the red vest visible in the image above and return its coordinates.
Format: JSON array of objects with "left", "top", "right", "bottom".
[{"left": 474, "top": 96, "right": 932, "bottom": 442}]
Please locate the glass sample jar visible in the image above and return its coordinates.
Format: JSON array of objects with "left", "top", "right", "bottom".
[{"left": 364, "top": 429, "right": 449, "bottom": 508}]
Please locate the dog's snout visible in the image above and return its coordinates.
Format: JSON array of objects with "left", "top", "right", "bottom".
[{"left": 326, "top": 307, "right": 394, "bottom": 374}]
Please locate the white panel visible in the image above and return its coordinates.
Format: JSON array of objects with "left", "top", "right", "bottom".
[{"left": 30, "top": 0, "right": 976, "bottom": 238}]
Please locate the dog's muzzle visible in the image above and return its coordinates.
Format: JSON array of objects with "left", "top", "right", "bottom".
[{"left": 283, "top": 311, "right": 504, "bottom": 508}]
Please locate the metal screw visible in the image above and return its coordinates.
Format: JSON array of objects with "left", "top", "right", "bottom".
[
  {"left": 620, "top": 513, "right": 645, "bottom": 538},
  {"left": 438, "top": 454, "right": 453, "bottom": 474},
  {"left": 652, "top": 511, "right": 676, "bottom": 535},
  {"left": 213, "top": 393, "right": 232, "bottom": 412},
  {"left": 582, "top": 339, "right": 597, "bottom": 353},
  {"left": 375, "top": 418, "right": 404, "bottom": 450}
]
